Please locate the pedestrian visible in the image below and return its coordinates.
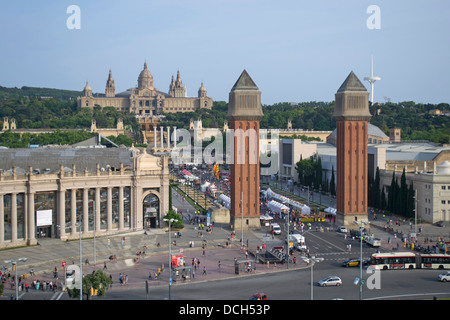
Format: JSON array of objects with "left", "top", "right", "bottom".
[
  {"left": 218, "top": 261, "right": 221, "bottom": 270},
  {"left": 103, "top": 262, "right": 107, "bottom": 271},
  {"left": 202, "top": 266, "right": 207, "bottom": 275}
]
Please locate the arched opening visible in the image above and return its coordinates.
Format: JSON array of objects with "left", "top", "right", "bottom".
[{"left": 143, "top": 193, "right": 160, "bottom": 229}]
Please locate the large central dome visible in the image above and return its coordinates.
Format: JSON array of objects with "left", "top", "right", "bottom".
[{"left": 138, "top": 61, "right": 154, "bottom": 90}]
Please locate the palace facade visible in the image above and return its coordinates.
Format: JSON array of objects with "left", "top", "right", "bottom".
[
  {"left": 77, "top": 62, "right": 213, "bottom": 115},
  {"left": 0, "top": 147, "right": 169, "bottom": 249}
]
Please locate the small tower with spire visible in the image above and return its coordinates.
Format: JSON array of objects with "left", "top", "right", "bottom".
[
  {"left": 105, "top": 69, "right": 115, "bottom": 97},
  {"left": 169, "top": 70, "right": 187, "bottom": 97}
]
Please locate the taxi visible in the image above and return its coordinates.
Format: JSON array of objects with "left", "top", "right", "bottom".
[{"left": 342, "top": 258, "right": 360, "bottom": 267}]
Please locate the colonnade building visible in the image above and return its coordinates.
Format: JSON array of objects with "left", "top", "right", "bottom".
[{"left": 0, "top": 147, "right": 169, "bottom": 249}]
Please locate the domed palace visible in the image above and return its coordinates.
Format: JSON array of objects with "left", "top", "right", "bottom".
[{"left": 77, "top": 61, "right": 213, "bottom": 116}]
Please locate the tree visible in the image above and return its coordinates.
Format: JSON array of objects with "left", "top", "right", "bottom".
[
  {"left": 67, "top": 270, "right": 113, "bottom": 300},
  {"left": 329, "top": 166, "right": 336, "bottom": 196}
]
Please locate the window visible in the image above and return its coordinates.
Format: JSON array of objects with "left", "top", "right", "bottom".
[{"left": 442, "top": 186, "right": 447, "bottom": 190}]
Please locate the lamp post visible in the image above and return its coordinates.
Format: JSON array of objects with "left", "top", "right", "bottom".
[
  {"left": 4, "top": 257, "right": 27, "bottom": 300},
  {"left": 57, "top": 220, "right": 83, "bottom": 300},
  {"left": 164, "top": 218, "right": 178, "bottom": 300},
  {"left": 301, "top": 255, "right": 323, "bottom": 300},
  {"left": 353, "top": 220, "right": 369, "bottom": 300}
]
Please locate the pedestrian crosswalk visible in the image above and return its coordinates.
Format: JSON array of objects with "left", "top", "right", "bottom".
[{"left": 313, "top": 251, "right": 375, "bottom": 261}]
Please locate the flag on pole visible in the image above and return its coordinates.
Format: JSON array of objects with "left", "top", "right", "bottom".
[{"left": 213, "top": 163, "right": 219, "bottom": 180}]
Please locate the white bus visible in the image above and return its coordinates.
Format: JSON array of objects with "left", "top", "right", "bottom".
[
  {"left": 418, "top": 254, "right": 450, "bottom": 270},
  {"left": 370, "top": 252, "right": 450, "bottom": 270},
  {"left": 370, "top": 252, "right": 417, "bottom": 270}
]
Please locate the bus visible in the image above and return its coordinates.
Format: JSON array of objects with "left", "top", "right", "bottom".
[
  {"left": 370, "top": 252, "right": 450, "bottom": 270},
  {"left": 418, "top": 254, "right": 450, "bottom": 270},
  {"left": 370, "top": 252, "right": 417, "bottom": 270}
]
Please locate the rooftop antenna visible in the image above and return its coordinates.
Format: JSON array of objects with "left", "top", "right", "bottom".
[{"left": 364, "top": 55, "right": 381, "bottom": 104}]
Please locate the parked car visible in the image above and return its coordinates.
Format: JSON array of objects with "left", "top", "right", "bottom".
[
  {"left": 336, "top": 226, "right": 347, "bottom": 233},
  {"left": 318, "top": 276, "right": 342, "bottom": 287},
  {"left": 342, "top": 258, "right": 360, "bottom": 267},
  {"left": 438, "top": 271, "right": 450, "bottom": 282},
  {"left": 250, "top": 293, "right": 267, "bottom": 300}
]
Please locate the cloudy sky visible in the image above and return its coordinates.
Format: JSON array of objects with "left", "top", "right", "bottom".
[{"left": 0, "top": 1, "right": 449, "bottom": 105}]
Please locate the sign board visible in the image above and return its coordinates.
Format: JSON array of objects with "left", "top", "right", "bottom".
[{"left": 36, "top": 210, "right": 52, "bottom": 227}]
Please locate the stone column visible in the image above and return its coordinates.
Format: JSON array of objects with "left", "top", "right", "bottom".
[
  {"left": 83, "top": 188, "right": 89, "bottom": 233},
  {"left": 11, "top": 193, "right": 17, "bottom": 242},
  {"left": 167, "top": 126, "right": 170, "bottom": 148},
  {"left": 0, "top": 195, "right": 4, "bottom": 244},
  {"left": 95, "top": 188, "right": 101, "bottom": 232},
  {"left": 118, "top": 186, "right": 124, "bottom": 230},
  {"left": 153, "top": 127, "right": 157, "bottom": 148},
  {"left": 107, "top": 187, "right": 112, "bottom": 231},
  {"left": 58, "top": 189, "right": 65, "bottom": 238},
  {"left": 173, "top": 126, "right": 177, "bottom": 148},
  {"left": 71, "top": 189, "right": 77, "bottom": 237},
  {"left": 27, "top": 191, "right": 36, "bottom": 245},
  {"left": 160, "top": 127, "right": 164, "bottom": 148}
]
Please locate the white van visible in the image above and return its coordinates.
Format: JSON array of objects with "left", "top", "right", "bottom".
[{"left": 271, "top": 223, "right": 281, "bottom": 235}]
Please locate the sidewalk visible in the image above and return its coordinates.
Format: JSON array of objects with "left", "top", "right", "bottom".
[
  {"left": 0, "top": 219, "right": 308, "bottom": 295},
  {"left": 368, "top": 212, "right": 450, "bottom": 252}
]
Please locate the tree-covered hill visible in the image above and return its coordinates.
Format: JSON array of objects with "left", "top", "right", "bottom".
[
  {"left": 0, "top": 85, "right": 448, "bottom": 144},
  {"left": 164, "top": 100, "right": 449, "bottom": 144}
]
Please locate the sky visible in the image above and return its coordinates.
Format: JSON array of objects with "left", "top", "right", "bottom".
[{"left": 0, "top": 0, "right": 449, "bottom": 105}]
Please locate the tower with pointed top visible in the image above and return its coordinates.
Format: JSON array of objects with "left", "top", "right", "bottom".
[
  {"left": 228, "top": 70, "right": 263, "bottom": 231},
  {"left": 105, "top": 69, "right": 115, "bottom": 97},
  {"left": 333, "top": 71, "right": 372, "bottom": 227},
  {"left": 169, "top": 70, "right": 187, "bottom": 97}
]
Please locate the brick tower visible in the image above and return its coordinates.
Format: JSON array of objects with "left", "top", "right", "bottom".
[
  {"left": 332, "top": 71, "right": 372, "bottom": 227},
  {"left": 227, "top": 70, "right": 263, "bottom": 231}
]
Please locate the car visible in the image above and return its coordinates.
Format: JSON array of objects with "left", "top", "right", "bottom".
[
  {"left": 438, "top": 271, "right": 450, "bottom": 282},
  {"left": 250, "top": 293, "right": 267, "bottom": 300},
  {"left": 336, "top": 226, "right": 347, "bottom": 233},
  {"left": 318, "top": 276, "right": 342, "bottom": 287},
  {"left": 342, "top": 258, "right": 360, "bottom": 267}
]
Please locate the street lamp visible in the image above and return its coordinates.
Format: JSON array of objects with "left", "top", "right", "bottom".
[
  {"left": 353, "top": 220, "right": 369, "bottom": 300},
  {"left": 57, "top": 220, "right": 83, "bottom": 300},
  {"left": 301, "top": 255, "right": 323, "bottom": 300},
  {"left": 164, "top": 218, "right": 178, "bottom": 300},
  {"left": 4, "top": 257, "right": 27, "bottom": 300}
]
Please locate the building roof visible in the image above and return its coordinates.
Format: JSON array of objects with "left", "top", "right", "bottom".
[
  {"left": 337, "top": 71, "right": 368, "bottom": 93},
  {"left": 330, "top": 123, "right": 388, "bottom": 139},
  {"left": 231, "top": 69, "right": 259, "bottom": 91},
  {"left": 0, "top": 147, "right": 135, "bottom": 174}
]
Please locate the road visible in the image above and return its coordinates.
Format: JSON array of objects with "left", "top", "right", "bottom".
[{"left": 11, "top": 220, "right": 450, "bottom": 301}]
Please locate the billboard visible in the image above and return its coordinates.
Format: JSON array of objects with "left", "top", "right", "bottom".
[{"left": 36, "top": 210, "right": 52, "bottom": 227}]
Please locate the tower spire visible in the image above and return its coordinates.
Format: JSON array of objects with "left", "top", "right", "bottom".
[{"left": 364, "top": 55, "right": 381, "bottom": 104}]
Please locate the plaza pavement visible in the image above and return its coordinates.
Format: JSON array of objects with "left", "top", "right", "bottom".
[{"left": 1, "top": 186, "right": 449, "bottom": 297}]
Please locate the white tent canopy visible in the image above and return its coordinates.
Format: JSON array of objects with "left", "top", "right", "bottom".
[
  {"left": 218, "top": 194, "right": 230, "bottom": 209},
  {"left": 267, "top": 200, "right": 289, "bottom": 214},
  {"left": 324, "top": 207, "right": 336, "bottom": 215},
  {"left": 266, "top": 188, "right": 311, "bottom": 215}
]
